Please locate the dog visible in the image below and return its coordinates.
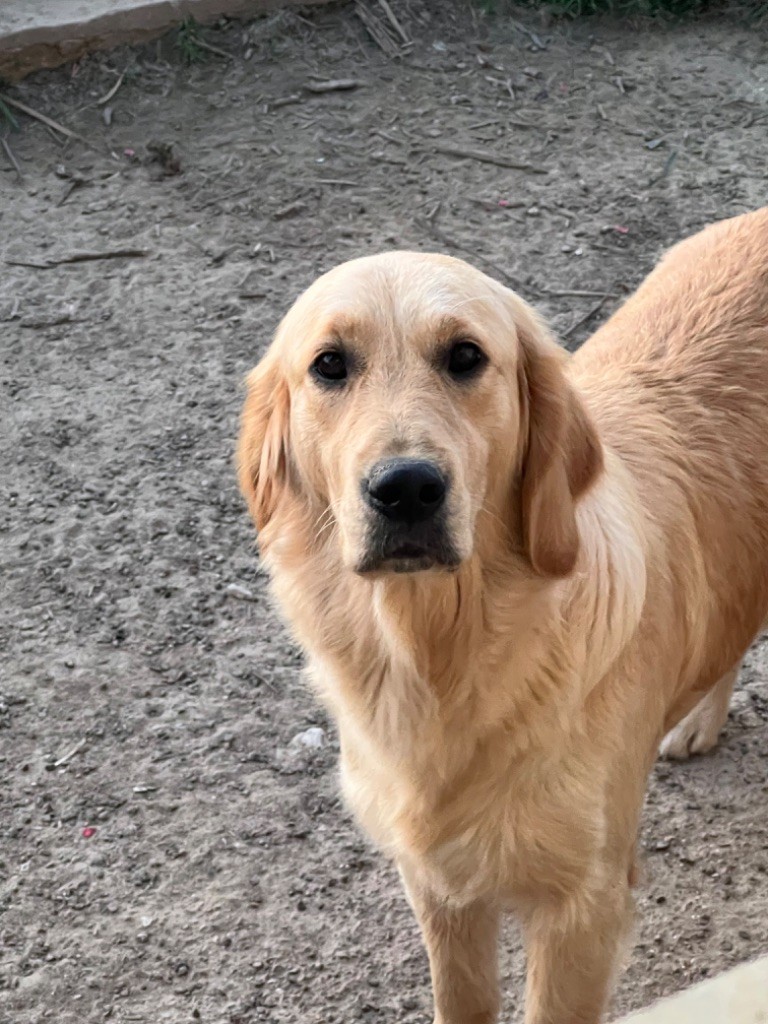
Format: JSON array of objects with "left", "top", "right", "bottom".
[{"left": 237, "top": 209, "right": 768, "bottom": 1024}]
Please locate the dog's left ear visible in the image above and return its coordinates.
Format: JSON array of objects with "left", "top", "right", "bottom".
[
  {"left": 517, "top": 310, "right": 603, "bottom": 577},
  {"left": 237, "top": 354, "right": 291, "bottom": 532}
]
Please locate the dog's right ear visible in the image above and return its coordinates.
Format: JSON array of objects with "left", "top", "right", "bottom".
[{"left": 237, "top": 355, "right": 291, "bottom": 532}]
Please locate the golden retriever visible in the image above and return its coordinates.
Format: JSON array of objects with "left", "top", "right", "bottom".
[{"left": 237, "top": 209, "right": 768, "bottom": 1024}]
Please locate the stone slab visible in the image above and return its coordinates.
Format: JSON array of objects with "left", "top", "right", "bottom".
[
  {"left": 616, "top": 955, "right": 768, "bottom": 1024},
  {"left": 0, "top": 0, "right": 336, "bottom": 81}
]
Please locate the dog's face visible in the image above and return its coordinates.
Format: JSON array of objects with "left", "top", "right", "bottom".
[{"left": 239, "top": 253, "right": 602, "bottom": 578}]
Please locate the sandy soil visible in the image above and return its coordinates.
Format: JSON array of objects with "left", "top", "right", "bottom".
[{"left": 1, "top": 3, "right": 767, "bottom": 1022}]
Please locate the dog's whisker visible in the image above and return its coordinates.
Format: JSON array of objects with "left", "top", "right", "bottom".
[
  {"left": 313, "top": 507, "right": 332, "bottom": 533},
  {"left": 313, "top": 501, "right": 335, "bottom": 530},
  {"left": 480, "top": 502, "right": 513, "bottom": 539},
  {"left": 313, "top": 503, "right": 339, "bottom": 544}
]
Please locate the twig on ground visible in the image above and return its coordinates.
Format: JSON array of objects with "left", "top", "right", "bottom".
[
  {"left": 1, "top": 298, "right": 22, "bottom": 322},
  {"left": 485, "top": 74, "right": 516, "bottom": 101},
  {"left": 541, "top": 288, "right": 620, "bottom": 298},
  {"left": 21, "top": 313, "right": 87, "bottom": 329},
  {"left": 53, "top": 738, "right": 87, "bottom": 768},
  {"left": 43, "top": 123, "right": 66, "bottom": 147},
  {"left": 0, "top": 94, "right": 88, "bottom": 146},
  {"left": 377, "top": 0, "right": 411, "bottom": 44},
  {"left": 271, "top": 94, "right": 303, "bottom": 109},
  {"left": 238, "top": 270, "right": 267, "bottom": 299},
  {"left": 97, "top": 71, "right": 126, "bottom": 106},
  {"left": 648, "top": 149, "right": 678, "bottom": 187},
  {"left": 425, "top": 200, "right": 442, "bottom": 223},
  {"left": 371, "top": 128, "right": 404, "bottom": 145},
  {"left": 197, "top": 185, "right": 252, "bottom": 209},
  {"left": 274, "top": 200, "right": 307, "bottom": 220},
  {"left": 468, "top": 119, "right": 501, "bottom": 131},
  {"left": 56, "top": 174, "right": 88, "bottom": 207},
  {"left": 429, "top": 143, "right": 548, "bottom": 174},
  {"left": 743, "top": 111, "right": 768, "bottom": 129},
  {"left": 1, "top": 137, "right": 23, "bottom": 181},
  {"left": 57, "top": 184, "right": 79, "bottom": 207},
  {"left": 195, "top": 37, "right": 233, "bottom": 59},
  {"left": 469, "top": 195, "right": 526, "bottom": 210},
  {"left": 225, "top": 583, "right": 257, "bottom": 602},
  {"left": 510, "top": 19, "right": 548, "bottom": 50},
  {"left": 6, "top": 249, "right": 149, "bottom": 269},
  {"left": 563, "top": 299, "right": 607, "bottom": 340},
  {"left": 304, "top": 79, "right": 362, "bottom": 94},
  {"left": 355, "top": 2, "right": 400, "bottom": 57}
]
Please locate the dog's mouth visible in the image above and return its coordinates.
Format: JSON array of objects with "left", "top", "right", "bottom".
[
  {"left": 389, "top": 541, "right": 430, "bottom": 559},
  {"left": 356, "top": 532, "right": 461, "bottom": 575},
  {"left": 383, "top": 542, "right": 441, "bottom": 574}
]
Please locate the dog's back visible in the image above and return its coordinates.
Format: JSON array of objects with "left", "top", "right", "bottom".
[{"left": 573, "top": 208, "right": 768, "bottom": 717}]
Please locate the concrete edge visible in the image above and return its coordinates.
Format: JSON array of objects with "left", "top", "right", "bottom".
[
  {"left": 0, "top": 0, "right": 338, "bottom": 83},
  {"left": 614, "top": 954, "right": 768, "bottom": 1023}
]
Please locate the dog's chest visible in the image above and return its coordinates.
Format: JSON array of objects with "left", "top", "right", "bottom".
[
  {"left": 340, "top": 731, "right": 601, "bottom": 908},
  {"left": 339, "top": 743, "right": 513, "bottom": 903},
  {"left": 314, "top": 616, "right": 596, "bottom": 904}
]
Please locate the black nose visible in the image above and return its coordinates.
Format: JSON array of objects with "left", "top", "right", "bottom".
[{"left": 364, "top": 459, "right": 447, "bottom": 524}]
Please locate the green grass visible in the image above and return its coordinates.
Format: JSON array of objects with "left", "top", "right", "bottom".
[
  {"left": 0, "top": 96, "right": 20, "bottom": 132},
  {"left": 175, "top": 17, "right": 205, "bottom": 64}
]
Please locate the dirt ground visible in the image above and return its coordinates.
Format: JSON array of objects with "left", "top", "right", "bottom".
[{"left": 2, "top": 2, "right": 768, "bottom": 1022}]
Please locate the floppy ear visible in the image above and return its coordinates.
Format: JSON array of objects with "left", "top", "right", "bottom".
[
  {"left": 237, "top": 355, "right": 291, "bottom": 532},
  {"left": 517, "top": 315, "right": 603, "bottom": 577}
]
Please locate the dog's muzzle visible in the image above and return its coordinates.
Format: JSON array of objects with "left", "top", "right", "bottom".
[{"left": 358, "top": 458, "right": 459, "bottom": 572}]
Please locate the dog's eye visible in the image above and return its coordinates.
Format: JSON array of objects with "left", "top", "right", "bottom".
[
  {"left": 312, "top": 350, "right": 347, "bottom": 383},
  {"left": 447, "top": 341, "right": 485, "bottom": 378}
]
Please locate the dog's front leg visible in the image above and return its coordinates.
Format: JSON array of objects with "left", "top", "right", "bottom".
[
  {"left": 401, "top": 868, "right": 500, "bottom": 1024},
  {"left": 522, "top": 879, "right": 634, "bottom": 1024}
]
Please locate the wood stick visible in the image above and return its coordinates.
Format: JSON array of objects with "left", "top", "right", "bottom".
[
  {"left": 563, "top": 299, "right": 607, "bottom": 340},
  {"left": 355, "top": 2, "right": 399, "bottom": 57},
  {"left": 194, "top": 37, "right": 232, "bottom": 59},
  {"left": 430, "top": 143, "right": 548, "bottom": 174},
  {"left": 0, "top": 94, "right": 85, "bottom": 144},
  {"left": 304, "top": 79, "right": 361, "bottom": 94},
  {"left": 97, "top": 71, "right": 126, "bottom": 106},
  {"left": 377, "top": 0, "right": 410, "bottom": 44},
  {"left": 6, "top": 249, "right": 149, "bottom": 269},
  {"left": 53, "top": 738, "right": 87, "bottom": 768},
  {"left": 197, "top": 185, "right": 252, "bottom": 209},
  {"left": 1, "top": 137, "right": 23, "bottom": 181},
  {"left": 542, "top": 288, "right": 621, "bottom": 298}
]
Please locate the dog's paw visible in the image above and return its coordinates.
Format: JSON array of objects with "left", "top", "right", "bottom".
[{"left": 659, "top": 709, "right": 721, "bottom": 760}]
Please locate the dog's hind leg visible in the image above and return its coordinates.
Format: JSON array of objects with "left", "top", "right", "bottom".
[{"left": 659, "top": 662, "right": 739, "bottom": 760}]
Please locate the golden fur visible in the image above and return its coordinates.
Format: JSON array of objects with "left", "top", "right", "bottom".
[{"left": 237, "top": 209, "right": 768, "bottom": 1023}]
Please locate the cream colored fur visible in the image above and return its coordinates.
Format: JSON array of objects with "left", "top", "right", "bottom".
[{"left": 238, "top": 209, "right": 768, "bottom": 1023}]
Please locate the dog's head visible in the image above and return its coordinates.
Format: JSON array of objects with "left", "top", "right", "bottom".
[{"left": 238, "top": 253, "right": 602, "bottom": 578}]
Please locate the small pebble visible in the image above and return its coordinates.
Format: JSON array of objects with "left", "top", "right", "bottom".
[{"left": 289, "top": 727, "right": 326, "bottom": 750}]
